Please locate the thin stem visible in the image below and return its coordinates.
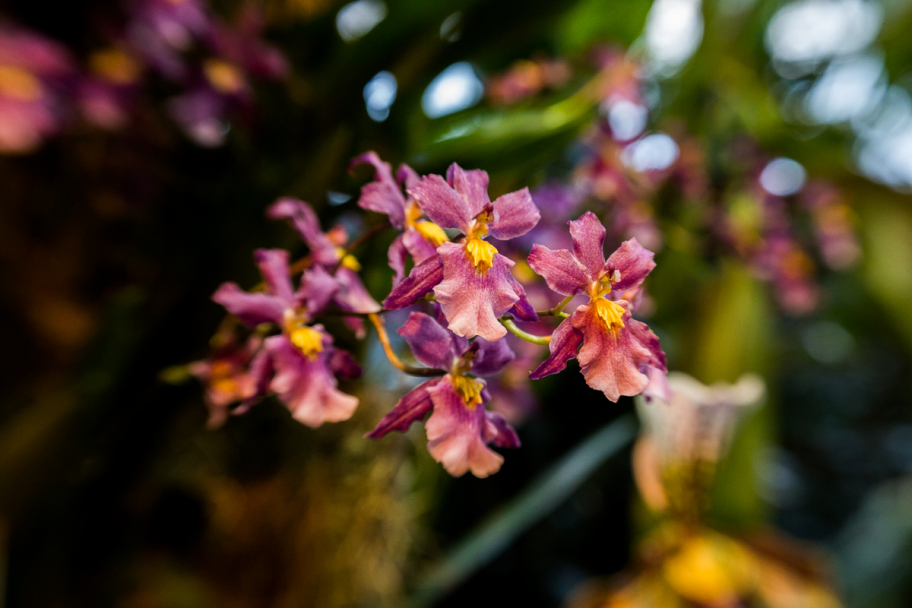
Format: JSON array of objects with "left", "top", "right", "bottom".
[
  {"left": 332, "top": 221, "right": 392, "bottom": 274},
  {"left": 368, "top": 313, "right": 446, "bottom": 377},
  {"left": 500, "top": 317, "right": 551, "bottom": 345},
  {"left": 551, "top": 294, "right": 575, "bottom": 316}
]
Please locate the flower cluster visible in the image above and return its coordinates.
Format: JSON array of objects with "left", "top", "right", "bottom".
[
  {"left": 0, "top": 2, "right": 286, "bottom": 154},
  {"left": 484, "top": 49, "right": 860, "bottom": 315},
  {"left": 192, "top": 152, "right": 668, "bottom": 478}
]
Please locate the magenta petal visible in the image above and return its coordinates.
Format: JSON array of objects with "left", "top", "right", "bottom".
[
  {"left": 570, "top": 307, "right": 651, "bottom": 402},
  {"left": 471, "top": 336, "right": 515, "bottom": 376},
  {"left": 568, "top": 211, "right": 607, "bottom": 278},
  {"left": 641, "top": 366, "right": 671, "bottom": 403},
  {"left": 365, "top": 378, "right": 439, "bottom": 439},
  {"left": 238, "top": 342, "right": 273, "bottom": 413},
  {"left": 350, "top": 151, "right": 407, "bottom": 228},
  {"left": 397, "top": 312, "right": 459, "bottom": 370},
  {"left": 333, "top": 267, "right": 381, "bottom": 313},
  {"left": 212, "top": 282, "right": 285, "bottom": 326},
  {"left": 527, "top": 244, "right": 589, "bottom": 296},
  {"left": 486, "top": 411, "right": 521, "bottom": 448},
  {"left": 425, "top": 378, "right": 505, "bottom": 478},
  {"left": 265, "top": 335, "right": 359, "bottom": 427},
  {"left": 383, "top": 254, "right": 444, "bottom": 309},
  {"left": 488, "top": 187, "right": 541, "bottom": 240},
  {"left": 387, "top": 234, "right": 408, "bottom": 286},
  {"left": 446, "top": 163, "right": 491, "bottom": 213},
  {"left": 267, "top": 197, "right": 321, "bottom": 245},
  {"left": 327, "top": 347, "right": 362, "bottom": 379},
  {"left": 409, "top": 174, "right": 475, "bottom": 232},
  {"left": 402, "top": 228, "right": 439, "bottom": 266},
  {"left": 506, "top": 276, "right": 539, "bottom": 322},
  {"left": 434, "top": 242, "right": 519, "bottom": 341},
  {"left": 627, "top": 318, "right": 667, "bottom": 373},
  {"left": 397, "top": 163, "right": 420, "bottom": 189},
  {"left": 605, "top": 238, "right": 656, "bottom": 292},
  {"left": 253, "top": 249, "right": 295, "bottom": 305},
  {"left": 298, "top": 265, "right": 338, "bottom": 314},
  {"left": 529, "top": 317, "right": 582, "bottom": 379}
]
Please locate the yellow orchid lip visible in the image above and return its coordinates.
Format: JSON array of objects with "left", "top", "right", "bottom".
[
  {"left": 451, "top": 375, "right": 484, "bottom": 408},
  {"left": 591, "top": 297, "right": 626, "bottom": 333},
  {"left": 283, "top": 310, "right": 324, "bottom": 359},
  {"left": 0, "top": 65, "right": 42, "bottom": 101},
  {"left": 465, "top": 237, "right": 497, "bottom": 274},
  {"left": 405, "top": 201, "right": 448, "bottom": 247}
]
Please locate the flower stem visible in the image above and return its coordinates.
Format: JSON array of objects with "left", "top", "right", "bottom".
[
  {"left": 500, "top": 317, "right": 551, "bottom": 345},
  {"left": 368, "top": 313, "right": 446, "bottom": 377}
]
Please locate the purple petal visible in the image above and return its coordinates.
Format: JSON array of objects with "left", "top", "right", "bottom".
[
  {"left": 397, "top": 312, "right": 459, "bottom": 370},
  {"left": 387, "top": 234, "right": 408, "bottom": 287},
  {"left": 628, "top": 319, "right": 667, "bottom": 373},
  {"left": 641, "top": 366, "right": 671, "bottom": 403},
  {"left": 570, "top": 306, "right": 651, "bottom": 402},
  {"left": 265, "top": 335, "right": 359, "bottom": 427},
  {"left": 235, "top": 343, "right": 274, "bottom": 415},
  {"left": 568, "top": 211, "right": 607, "bottom": 279},
  {"left": 488, "top": 187, "right": 541, "bottom": 240},
  {"left": 365, "top": 379, "right": 439, "bottom": 439},
  {"left": 383, "top": 254, "right": 444, "bottom": 309},
  {"left": 506, "top": 276, "right": 539, "bottom": 322},
  {"left": 409, "top": 174, "right": 475, "bottom": 232},
  {"left": 486, "top": 411, "right": 521, "bottom": 448},
  {"left": 253, "top": 249, "right": 295, "bottom": 304},
  {"left": 212, "top": 282, "right": 285, "bottom": 326},
  {"left": 397, "top": 163, "right": 420, "bottom": 189},
  {"left": 327, "top": 347, "right": 362, "bottom": 379},
  {"left": 605, "top": 238, "right": 656, "bottom": 293},
  {"left": 267, "top": 198, "right": 337, "bottom": 264},
  {"left": 298, "top": 265, "right": 338, "bottom": 314},
  {"left": 529, "top": 318, "right": 582, "bottom": 379},
  {"left": 434, "top": 242, "right": 520, "bottom": 341},
  {"left": 332, "top": 267, "right": 381, "bottom": 313},
  {"left": 402, "top": 228, "right": 440, "bottom": 266},
  {"left": 446, "top": 163, "right": 491, "bottom": 213},
  {"left": 425, "top": 378, "right": 505, "bottom": 478},
  {"left": 350, "top": 151, "right": 407, "bottom": 228},
  {"left": 527, "top": 244, "right": 589, "bottom": 296},
  {"left": 471, "top": 337, "right": 515, "bottom": 376}
]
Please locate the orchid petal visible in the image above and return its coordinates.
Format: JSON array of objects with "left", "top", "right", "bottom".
[
  {"left": 527, "top": 244, "right": 589, "bottom": 296},
  {"left": 212, "top": 282, "right": 285, "bottom": 326},
  {"left": 383, "top": 254, "right": 444, "bottom": 309},
  {"left": 397, "top": 311, "right": 459, "bottom": 370},
  {"left": 529, "top": 317, "right": 582, "bottom": 379},
  {"left": 568, "top": 211, "right": 607, "bottom": 279},
  {"left": 446, "top": 163, "right": 491, "bottom": 214},
  {"left": 471, "top": 336, "right": 515, "bottom": 377},
  {"left": 605, "top": 238, "right": 656, "bottom": 293},
  {"left": 350, "top": 151, "right": 407, "bottom": 228},
  {"left": 409, "top": 174, "right": 475, "bottom": 232},
  {"left": 434, "top": 242, "right": 519, "bottom": 341},
  {"left": 488, "top": 187, "right": 540, "bottom": 240},
  {"left": 366, "top": 378, "right": 439, "bottom": 439}
]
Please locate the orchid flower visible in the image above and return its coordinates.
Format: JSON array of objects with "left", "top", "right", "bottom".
[
  {"left": 384, "top": 163, "right": 540, "bottom": 341},
  {"left": 527, "top": 211, "right": 666, "bottom": 401},
  {"left": 367, "top": 311, "right": 520, "bottom": 478},
  {"left": 212, "top": 248, "right": 361, "bottom": 427}
]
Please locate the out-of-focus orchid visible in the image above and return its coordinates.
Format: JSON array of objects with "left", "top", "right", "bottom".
[
  {"left": 486, "top": 56, "right": 571, "bottom": 106},
  {"left": 78, "top": 48, "right": 143, "bottom": 129},
  {"left": 0, "top": 23, "right": 74, "bottom": 154},
  {"left": 350, "top": 151, "right": 448, "bottom": 286},
  {"left": 527, "top": 212, "right": 666, "bottom": 401},
  {"left": 188, "top": 332, "right": 262, "bottom": 428},
  {"left": 212, "top": 248, "right": 361, "bottom": 427},
  {"left": 267, "top": 198, "right": 380, "bottom": 337},
  {"left": 367, "top": 312, "right": 519, "bottom": 478},
  {"left": 384, "top": 163, "right": 541, "bottom": 341}
]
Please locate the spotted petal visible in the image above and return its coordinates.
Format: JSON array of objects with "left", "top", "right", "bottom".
[
  {"left": 527, "top": 243, "right": 589, "bottom": 296},
  {"left": 425, "top": 378, "right": 504, "bottom": 478},
  {"left": 529, "top": 317, "right": 583, "bottom": 380},
  {"left": 409, "top": 174, "right": 476, "bottom": 233},
  {"left": 383, "top": 254, "right": 444, "bottom": 309},
  {"left": 605, "top": 238, "right": 656, "bottom": 293},
  {"left": 568, "top": 211, "right": 607, "bottom": 279},
  {"left": 366, "top": 378, "right": 440, "bottom": 439},
  {"left": 570, "top": 306, "right": 652, "bottom": 402},
  {"left": 434, "top": 241, "right": 520, "bottom": 341},
  {"left": 488, "top": 187, "right": 540, "bottom": 240}
]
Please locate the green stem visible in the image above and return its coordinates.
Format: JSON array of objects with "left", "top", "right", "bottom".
[
  {"left": 551, "top": 294, "right": 575, "bottom": 316},
  {"left": 499, "top": 317, "right": 551, "bottom": 345}
]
